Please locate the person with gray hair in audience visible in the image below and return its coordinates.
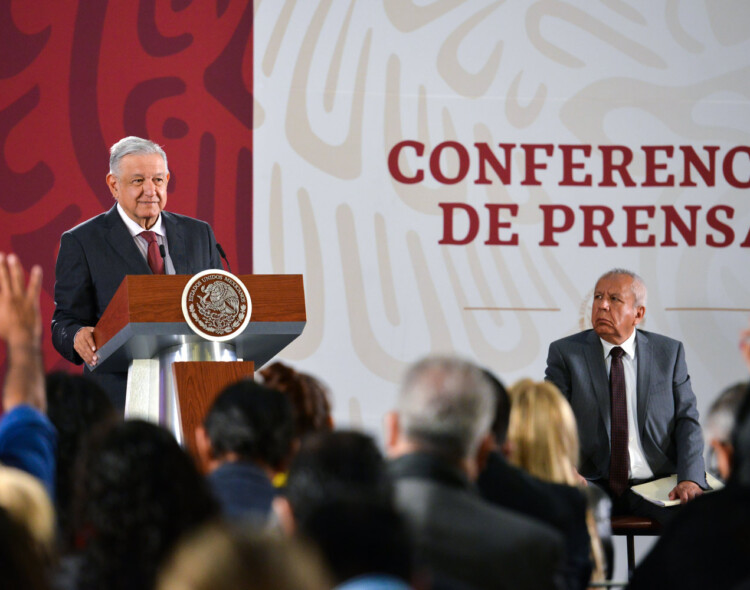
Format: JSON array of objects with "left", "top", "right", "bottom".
[
  {"left": 385, "top": 356, "right": 564, "bottom": 590},
  {"left": 704, "top": 382, "right": 748, "bottom": 481},
  {"left": 629, "top": 382, "right": 750, "bottom": 588}
]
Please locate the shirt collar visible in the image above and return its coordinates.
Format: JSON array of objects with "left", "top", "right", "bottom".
[
  {"left": 600, "top": 328, "right": 637, "bottom": 359},
  {"left": 116, "top": 203, "right": 164, "bottom": 238}
]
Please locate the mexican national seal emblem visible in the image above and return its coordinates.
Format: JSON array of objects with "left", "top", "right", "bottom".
[{"left": 182, "top": 270, "right": 252, "bottom": 341}]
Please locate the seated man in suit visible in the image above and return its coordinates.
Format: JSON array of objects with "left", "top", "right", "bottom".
[
  {"left": 51, "top": 136, "right": 222, "bottom": 408},
  {"left": 545, "top": 268, "right": 706, "bottom": 521},
  {"left": 386, "top": 356, "right": 564, "bottom": 590}
]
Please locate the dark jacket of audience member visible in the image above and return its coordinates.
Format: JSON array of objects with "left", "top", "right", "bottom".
[
  {"left": 72, "top": 420, "right": 218, "bottom": 590},
  {"left": 197, "top": 380, "right": 294, "bottom": 521},
  {"left": 299, "top": 499, "right": 413, "bottom": 589},
  {"left": 45, "top": 372, "right": 117, "bottom": 552},
  {"left": 628, "top": 385, "right": 750, "bottom": 589},
  {"left": 477, "top": 370, "right": 603, "bottom": 589},
  {"left": 478, "top": 452, "right": 592, "bottom": 587}
]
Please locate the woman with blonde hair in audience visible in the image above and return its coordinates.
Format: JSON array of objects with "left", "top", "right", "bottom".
[
  {"left": 0, "top": 465, "right": 56, "bottom": 562},
  {"left": 506, "top": 379, "right": 608, "bottom": 586}
]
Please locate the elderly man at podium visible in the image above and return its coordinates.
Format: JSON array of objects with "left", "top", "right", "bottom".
[{"left": 51, "top": 136, "right": 222, "bottom": 409}]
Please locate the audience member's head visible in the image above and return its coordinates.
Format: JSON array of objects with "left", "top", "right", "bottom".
[
  {"left": 506, "top": 379, "right": 580, "bottom": 486},
  {"left": 299, "top": 498, "right": 413, "bottom": 587},
  {"left": 276, "top": 430, "right": 392, "bottom": 534},
  {"left": 729, "top": 384, "right": 750, "bottom": 487},
  {"left": 0, "top": 506, "right": 50, "bottom": 590},
  {"left": 157, "top": 522, "right": 330, "bottom": 590},
  {"left": 0, "top": 466, "right": 55, "bottom": 561},
  {"left": 45, "top": 372, "right": 117, "bottom": 550},
  {"left": 483, "top": 368, "right": 510, "bottom": 445},
  {"left": 74, "top": 420, "right": 218, "bottom": 590},
  {"left": 388, "top": 356, "right": 496, "bottom": 476},
  {"left": 705, "top": 382, "right": 749, "bottom": 480},
  {"left": 196, "top": 380, "right": 294, "bottom": 475},
  {"left": 258, "top": 362, "right": 333, "bottom": 438}
]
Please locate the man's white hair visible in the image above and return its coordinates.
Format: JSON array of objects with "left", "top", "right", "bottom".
[
  {"left": 597, "top": 268, "right": 647, "bottom": 307},
  {"left": 109, "top": 136, "right": 169, "bottom": 177},
  {"left": 398, "top": 356, "right": 496, "bottom": 461}
]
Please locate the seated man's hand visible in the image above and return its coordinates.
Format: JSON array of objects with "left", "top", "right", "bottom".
[
  {"left": 668, "top": 480, "right": 703, "bottom": 504},
  {"left": 0, "top": 253, "right": 42, "bottom": 347},
  {"left": 74, "top": 326, "right": 98, "bottom": 366}
]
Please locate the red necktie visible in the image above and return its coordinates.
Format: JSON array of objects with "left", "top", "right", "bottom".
[
  {"left": 139, "top": 231, "right": 164, "bottom": 275},
  {"left": 609, "top": 346, "right": 629, "bottom": 496}
]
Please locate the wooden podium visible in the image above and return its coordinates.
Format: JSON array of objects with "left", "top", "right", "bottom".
[{"left": 90, "top": 274, "right": 305, "bottom": 454}]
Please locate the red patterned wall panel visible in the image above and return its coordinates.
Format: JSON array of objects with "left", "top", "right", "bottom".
[{"left": 0, "top": 0, "right": 253, "bottom": 373}]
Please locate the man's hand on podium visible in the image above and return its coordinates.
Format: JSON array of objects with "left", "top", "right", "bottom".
[{"left": 74, "top": 326, "right": 98, "bottom": 366}]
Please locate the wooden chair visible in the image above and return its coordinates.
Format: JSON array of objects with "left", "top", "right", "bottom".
[{"left": 610, "top": 515, "right": 661, "bottom": 579}]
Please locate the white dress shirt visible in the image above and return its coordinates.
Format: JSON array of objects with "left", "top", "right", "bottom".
[
  {"left": 600, "top": 329, "right": 654, "bottom": 480},
  {"left": 116, "top": 204, "right": 175, "bottom": 274}
]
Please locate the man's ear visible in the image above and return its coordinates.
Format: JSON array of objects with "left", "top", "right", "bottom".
[
  {"left": 106, "top": 173, "right": 119, "bottom": 200},
  {"left": 273, "top": 496, "right": 296, "bottom": 536},
  {"left": 384, "top": 411, "right": 401, "bottom": 456},
  {"left": 634, "top": 305, "right": 646, "bottom": 325},
  {"left": 475, "top": 433, "right": 494, "bottom": 476},
  {"left": 194, "top": 425, "right": 213, "bottom": 474}
]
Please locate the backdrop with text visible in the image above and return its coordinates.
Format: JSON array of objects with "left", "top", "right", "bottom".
[{"left": 253, "top": 1, "right": 750, "bottom": 434}]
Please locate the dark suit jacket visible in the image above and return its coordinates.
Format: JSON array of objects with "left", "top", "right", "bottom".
[
  {"left": 629, "top": 483, "right": 750, "bottom": 589},
  {"left": 51, "top": 206, "right": 222, "bottom": 405},
  {"left": 478, "top": 452, "right": 592, "bottom": 590},
  {"left": 545, "top": 329, "right": 706, "bottom": 487},
  {"left": 389, "top": 452, "right": 564, "bottom": 590}
]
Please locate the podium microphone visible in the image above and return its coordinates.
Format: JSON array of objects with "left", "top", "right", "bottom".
[
  {"left": 216, "top": 243, "right": 232, "bottom": 273},
  {"left": 159, "top": 244, "right": 167, "bottom": 274}
]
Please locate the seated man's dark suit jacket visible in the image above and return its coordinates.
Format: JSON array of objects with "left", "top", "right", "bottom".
[
  {"left": 545, "top": 328, "right": 706, "bottom": 487},
  {"left": 51, "top": 205, "right": 222, "bottom": 408},
  {"left": 389, "top": 452, "right": 564, "bottom": 590}
]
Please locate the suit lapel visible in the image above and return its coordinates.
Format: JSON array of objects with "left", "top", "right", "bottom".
[
  {"left": 635, "top": 330, "right": 651, "bottom": 438},
  {"left": 162, "top": 211, "right": 188, "bottom": 273},
  {"left": 584, "top": 331, "right": 611, "bottom": 437},
  {"left": 103, "top": 206, "right": 152, "bottom": 274}
]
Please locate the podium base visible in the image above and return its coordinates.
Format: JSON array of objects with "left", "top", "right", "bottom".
[{"left": 124, "top": 341, "right": 245, "bottom": 448}]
